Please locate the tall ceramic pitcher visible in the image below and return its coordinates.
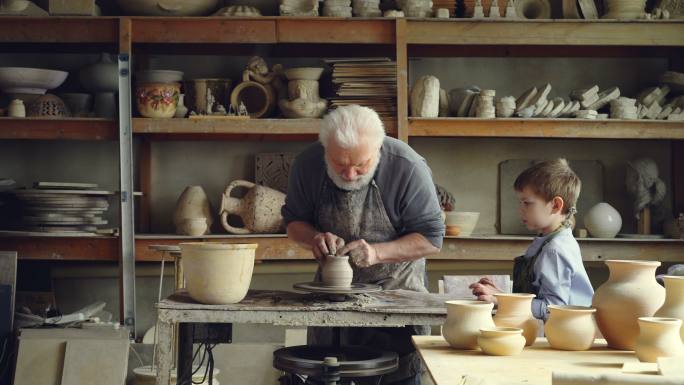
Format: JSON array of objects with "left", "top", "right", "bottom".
[{"left": 220, "top": 180, "right": 286, "bottom": 234}]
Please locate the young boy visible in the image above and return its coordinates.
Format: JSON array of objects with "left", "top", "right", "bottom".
[{"left": 470, "top": 158, "right": 594, "bottom": 321}]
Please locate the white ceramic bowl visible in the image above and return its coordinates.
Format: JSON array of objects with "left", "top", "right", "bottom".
[
  {"left": 0, "top": 67, "right": 68, "bottom": 94},
  {"left": 136, "top": 70, "right": 184, "bottom": 84},
  {"left": 444, "top": 211, "right": 480, "bottom": 236},
  {"left": 284, "top": 67, "right": 325, "bottom": 81}
]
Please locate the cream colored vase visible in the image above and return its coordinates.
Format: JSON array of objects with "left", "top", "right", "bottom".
[
  {"left": 635, "top": 317, "right": 684, "bottom": 363},
  {"left": 477, "top": 327, "right": 526, "bottom": 356},
  {"left": 493, "top": 293, "right": 539, "bottom": 346},
  {"left": 442, "top": 300, "right": 495, "bottom": 349},
  {"left": 592, "top": 260, "right": 665, "bottom": 350},
  {"left": 220, "top": 180, "right": 286, "bottom": 235},
  {"left": 545, "top": 305, "right": 597, "bottom": 351},
  {"left": 654, "top": 276, "right": 684, "bottom": 342},
  {"left": 173, "top": 186, "right": 212, "bottom": 235},
  {"left": 321, "top": 256, "right": 353, "bottom": 288},
  {"left": 180, "top": 242, "right": 257, "bottom": 304}
]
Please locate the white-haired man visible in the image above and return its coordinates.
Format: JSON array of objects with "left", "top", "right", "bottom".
[{"left": 282, "top": 105, "right": 445, "bottom": 385}]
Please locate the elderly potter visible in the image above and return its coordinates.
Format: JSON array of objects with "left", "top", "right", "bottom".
[{"left": 282, "top": 105, "right": 444, "bottom": 385}]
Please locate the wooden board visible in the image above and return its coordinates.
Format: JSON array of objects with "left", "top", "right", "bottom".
[
  {"left": 499, "top": 159, "right": 604, "bottom": 235},
  {"left": 413, "top": 336, "right": 642, "bottom": 385}
]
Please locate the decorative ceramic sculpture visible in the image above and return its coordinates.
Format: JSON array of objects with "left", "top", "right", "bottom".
[
  {"left": 230, "top": 57, "right": 284, "bottom": 118},
  {"left": 476, "top": 89, "right": 496, "bottom": 118},
  {"left": 493, "top": 293, "right": 538, "bottom": 346},
  {"left": 279, "top": 68, "right": 328, "bottom": 119},
  {"left": 180, "top": 242, "right": 257, "bottom": 304},
  {"left": 117, "top": 0, "right": 219, "bottom": 16},
  {"left": 410, "top": 75, "right": 439, "bottom": 118},
  {"left": 477, "top": 327, "right": 526, "bottom": 356},
  {"left": 220, "top": 180, "right": 286, "bottom": 235},
  {"left": 281, "top": 0, "right": 318, "bottom": 15},
  {"left": 27, "top": 94, "right": 69, "bottom": 118},
  {"left": 635, "top": 317, "right": 684, "bottom": 362},
  {"left": 442, "top": 300, "right": 495, "bottom": 349},
  {"left": 185, "top": 79, "right": 233, "bottom": 115},
  {"left": 136, "top": 83, "right": 180, "bottom": 118},
  {"left": 654, "top": 276, "right": 684, "bottom": 341},
  {"left": 174, "top": 94, "right": 188, "bottom": 118},
  {"left": 592, "top": 260, "right": 666, "bottom": 350},
  {"left": 584, "top": 202, "right": 622, "bottom": 238},
  {"left": 173, "top": 186, "right": 213, "bottom": 236},
  {"left": 626, "top": 158, "right": 666, "bottom": 221},
  {"left": 214, "top": 5, "right": 262, "bottom": 16},
  {"left": 79, "top": 53, "right": 118, "bottom": 118},
  {"left": 545, "top": 305, "right": 597, "bottom": 351},
  {"left": 7, "top": 99, "right": 25, "bottom": 117},
  {"left": 321, "top": 256, "right": 354, "bottom": 287}
]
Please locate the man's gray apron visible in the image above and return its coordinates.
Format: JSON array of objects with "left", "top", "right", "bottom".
[{"left": 309, "top": 176, "right": 430, "bottom": 384}]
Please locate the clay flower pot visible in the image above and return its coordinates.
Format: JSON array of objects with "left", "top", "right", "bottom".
[
  {"left": 545, "top": 305, "right": 597, "bottom": 351},
  {"left": 592, "top": 260, "right": 665, "bottom": 350},
  {"left": 493, "top": 293, "right": 539, "bottom": 346},
  {"left": 321, "top": 256, "right": 353, "bottom": 288},
  {"left": 654, "top": 276, "right": 684, "bottom": 342},
  {"left": 220, "top": 180, "right": 286, "bottom": 235},
  {"left": 136, "top": 82, "right": 180, "bottom": 118},
  {"left": 179, "top": 242, "right": 258, "bottom": 304},
  {"left": 477, "top": 327, "right": 526, "bottom": 356},
  {"left": 584, "top": 202, "right": 622, "bottom": 238},
  {"left": 635, "top": 317, "right": 684, "bottom": 363},
  {"left": 173, "top": 186, "right": 213, "bottom": 236},
  {"left": 442, "top": 300, "right": 495, "bottom": 350}
]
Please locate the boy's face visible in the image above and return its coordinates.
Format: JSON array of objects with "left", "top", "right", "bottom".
[{"left": 516, "top": 186, "right": 557, "bottom": 232}]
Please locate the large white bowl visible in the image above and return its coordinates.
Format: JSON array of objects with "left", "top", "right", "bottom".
[
  {"left": 0, "top": 67, "right": 68, "bottom": 94},
  {"left": 117, "top": 0, "right": 219, "bottom": 16},
  {"left": 445, "top": 211, "right": 480, "bottom": 236}
]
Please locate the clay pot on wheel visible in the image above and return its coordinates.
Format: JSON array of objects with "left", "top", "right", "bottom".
[
  {"left": 321, "top": 256, "right": 353, "bottom": 288},
  {"left": 219, "top": 180, "right": 286, "bottom": 234},
  {"left": 442, "top": 300, "right": 495, "bottom": 349}
]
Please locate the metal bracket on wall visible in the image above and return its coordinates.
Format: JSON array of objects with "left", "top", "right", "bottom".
[{"left": 118, "top": 53, "right": 136, "bottom": 337}]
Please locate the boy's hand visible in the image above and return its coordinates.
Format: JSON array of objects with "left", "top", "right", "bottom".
[{"left": 469, "top": 277, "right": 502, "bottom": 305}]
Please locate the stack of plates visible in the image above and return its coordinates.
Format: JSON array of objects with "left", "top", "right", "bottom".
[
  {"left": 601, "top": 0, "right": 645, "bottom": 19},
  {"left": 10, "top": 183, "right": 112, "bottom": 235},
  {"left": 325, "top": 58, "right": 397, "bottom": 118}
]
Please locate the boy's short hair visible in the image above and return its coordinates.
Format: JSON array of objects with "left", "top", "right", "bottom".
[{"left": 514, "top": 158, "right": 581, "bottom": 214}]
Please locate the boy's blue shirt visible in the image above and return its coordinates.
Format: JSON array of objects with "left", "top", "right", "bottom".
[{"left": 523, "top": 227, "right": 594, "bottom": 320}]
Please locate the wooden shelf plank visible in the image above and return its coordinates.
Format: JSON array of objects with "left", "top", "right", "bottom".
[
  {"left": 131, "top": 17, "right": 277, "bottom": 43},
  {"left": 406, "top": 20, "right": 684, "bottom": 47},
  {"left": 276, "top": 18, "right": 395, "bottom": 44},
  {"left": 132, "top": 118, "right": 397, "bottom": 138},
  {"left": 409, "top": 118, "right": 684, "bottom": 140},
  {"left": 0, "top": 118, "right": 118, "bottom": 140},
  {"left": 0, "top": 17, "right": 119, "bottom": 44},
  {"left": 0, "top": 236, "right": 119, "bottom": 261}
]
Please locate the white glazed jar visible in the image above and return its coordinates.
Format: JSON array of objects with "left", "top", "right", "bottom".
[
  {"left": 8, "top": 99, "right": 26, "bottom": 117},
  {"left": 584, "top": 202, "right": 622, "bottom": 238}
]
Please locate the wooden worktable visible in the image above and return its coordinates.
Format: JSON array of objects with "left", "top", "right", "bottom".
[{"left": 413, "top": 335, "right": 651, "bottom": 385}]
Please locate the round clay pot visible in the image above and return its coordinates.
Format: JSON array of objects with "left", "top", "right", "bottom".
[
  {"left": 173, "top": 186, "right": 213, "bottom": 235},
  {"left": 592, "top": 260, "right": 665, "bottom": 350},
  {"left": 179, "top": 242, "right": 257, "bottom": 304},
  {"left": 654, "top": 276, "right": 684, "bottom": 342},
  {"left": 493, "top": 293, "right": 539, "bottom": 346},
  {"left": 219, "top": 180, "right": 286, "bottom": 235},
  {"left": 477, "top": 327, "right": 526, "bottom": 356},
  {"left": 635, "top": 317, "right": 684, "bottom": 363},
  {"left": 442, "top": 300, "right": 495, "bottom": 349},
  {"left": 545, "top": 305, "right": 597, "bottom": 351},
  {"left": 230, "top": 81, "right": 275, "bottom": 118},
  {"left": 321, "top": 256, "right": 353, "bottom": 288},
  {"left": 136, "top": 82, "right": 180, "bottom": 118},
  {"left": 584, "top": 202, "right": 622, "bottom": 238}
]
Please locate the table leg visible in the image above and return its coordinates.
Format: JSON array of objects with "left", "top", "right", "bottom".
[
  {"left": 155, "top": 319, "right": 174, "bottom": 385},
  {"left": 177, "top": 323, "right": 194, "bottom": 385}
]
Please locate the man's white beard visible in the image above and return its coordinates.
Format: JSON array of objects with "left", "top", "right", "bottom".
[{"left": 325, "top": 153, "right": 380, "bottom": 191}]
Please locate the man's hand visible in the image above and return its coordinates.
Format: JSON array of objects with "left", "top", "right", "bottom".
[
  {"left": 312, "top": 232, "right": 345, "bottom": 260},
  {"left": 469, "top": 277, "right": 502, "bottom": 304},
  {"left": 339, "top": 239, "right": 379, "bottom": 268}
]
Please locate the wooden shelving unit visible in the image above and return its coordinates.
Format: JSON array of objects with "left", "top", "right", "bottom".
[{"left": 0, "top": 117, "right": 118, "bottom": 140}]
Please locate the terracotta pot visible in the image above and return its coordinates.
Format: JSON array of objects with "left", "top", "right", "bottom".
[
  {"left": 136, "top": 82, "right": 180, "bottom": 118},
  {"left": 654, "top": 276, "right": 684, "bottom": 342},
  {"left": 592, "top": 260, "right": 665, "bottom": 350},
  {"left": 442, "top": 300, "right": 495, "bottom": 349},
  {"left": 545, "top": 305, "right": 597, "bottom": 351},
  {"left": 321, "top": 256, "right": 353, "bottom": 288},
  {"left": 493, "top": 293, "right": 539, "bottom": 346},
  {"left": 584, "top": 202, "right": 622, "bottom": 238},
  {"left": 477, "top": 327, "right": 526, "bottom": 356},
  {"left": 220, "top": 180, "right": 286, "bottom": 235},
  {"left": 173, "top": 186, "right": 213, "bottom": 236},
  {"left": 179, "top": 242, "right": 257, "bottom": 304},
  {"left": 635, "top": 317, "right": 684, "bottom": 363}
]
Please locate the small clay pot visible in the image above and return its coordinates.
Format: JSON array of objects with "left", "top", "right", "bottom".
[
  {"left": 136, "top": 82, "right": 180, "bottom": 118},
  {"left": 442, "top": 300, "right": 495, "bottom": 349},
  {"left": 545, "top": 305, "right": 597, "bottom": 351},
  {"left": 493, "top": 293, "right": 539, "bottom": 346},
  {"left": 635, "top": 317, "right": 684, "bottom": 363},
  {"left": 477, "top": 327, "right": 526, "bottom": 356},
  {"left": 321, "top": 256, "right": 353, "bottom": 288}
]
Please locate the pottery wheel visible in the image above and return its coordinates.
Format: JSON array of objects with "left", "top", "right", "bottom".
[{"left": 293, "top": 282, "right": 381, "bottom": 301}]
